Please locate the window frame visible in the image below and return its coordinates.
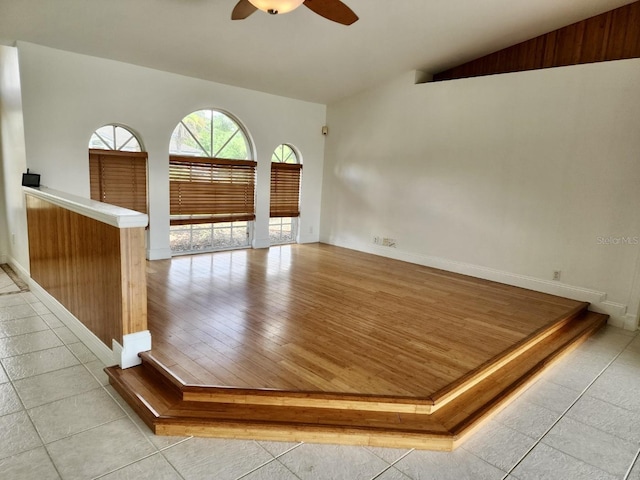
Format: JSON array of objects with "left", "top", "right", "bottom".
[
  {"left": 269, "top": 144, "right": 302, "bottom": 245},
  {"left": 88, "top": 124, "right": 148, "bottom": 215},
  {"left": 168, "top": 109, "right": 256, "bottom": 255}
]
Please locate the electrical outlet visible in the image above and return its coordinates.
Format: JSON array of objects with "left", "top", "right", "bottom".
[
  {"left": 553, "top": 270, "right": 561, "bottom": 281},
  {"left": 373, "top": 236, "right": 380, "bottom": 245}
]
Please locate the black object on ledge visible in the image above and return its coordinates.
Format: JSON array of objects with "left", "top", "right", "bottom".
[{"left": 22, "top": 169, "right": 40, "bottom": 188}]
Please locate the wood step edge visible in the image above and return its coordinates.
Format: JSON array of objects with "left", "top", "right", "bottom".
[
  {"left": 143, "top": 302, "right": 590, "bottom": 415},
  {"left": 154, "top": 418, "right": 456, "bottom": 451},
  {"left": 427, "top": 301, "right": 590, "bottom": 411},
  {"left": 182, "top": 385, "right": 435, "bottom": 414},
  {"left": 109, "top": 365, "right": 457, "bottom": 449},
  {"left": 104, "top": 312, "right": 605, "bottom": 451},
  {"left": 137, "top": 353, "right": 430, "bottom": 415},
  {"left": 105, "top": 365, "right": 163, "bottom": 432},
  {"left": 152, "top": 307, "right": 596, "bottom": 452},
  {"left": 139, "top": 351, "right": 187, "bottom": 397},
  {"left": 448, "top": 311, "right": 608, "bottom": 446}
]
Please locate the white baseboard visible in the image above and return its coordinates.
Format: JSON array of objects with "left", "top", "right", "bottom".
[
  {"left": 328, "top": 239, "right": 637, "bottom": 330},
  {"left": 298, "top": 234, "right": 320, "bottom": 244},
  {"left": 147, "top": 247, "right": 172, "bottom": 260},
  {"left": 0, "top": 254, "right": 6, "bottom": 264},
  {"left": 623, "top": 313, "right": 639, "bottom": 331},
  {"left": 252, "top": 237, "right": 270, "bottom": 249},
  {"left": 10, "top": 254, "right": 115, "bottom": 366},
  {"left": 7, "top": 255, "right": 29, "bottom": 281},
  {"left": 28, "top": 279, "right": 115, "bottom": 366},
  {"left": 113, "top": 330, "right": 152, "bottom": 369},
  {"left": 10, "top": 255, "right": 153, "bottom": 366}
]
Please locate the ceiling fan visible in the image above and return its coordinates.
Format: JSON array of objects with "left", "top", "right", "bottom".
[{"left": 232, "top": 0, "right": 359, "bottom": 25}]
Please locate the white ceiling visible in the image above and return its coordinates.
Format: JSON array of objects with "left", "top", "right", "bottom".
[{"left": 0, "top": 0, "right": 634, "bottom": 104}]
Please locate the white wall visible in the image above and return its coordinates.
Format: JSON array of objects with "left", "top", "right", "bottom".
[
  {"left": 0, "top": 45, "right": 29, "bottom": 270},
  {"left": 322, "top": 60, "right": 640, "bottom": 329},
  {"left": 0, "top": 139, "right": 7, "bottom": 263},
  {"left": 14, "top": 42, "right": 326, "bottom": 260}
]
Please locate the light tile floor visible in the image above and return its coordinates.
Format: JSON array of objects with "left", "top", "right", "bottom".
[
  {"left": 0, "top": 267, "right": 21, "bottom": 295},
  {"left": 1, "top": 291, "right": 639, "bottom": 479}
]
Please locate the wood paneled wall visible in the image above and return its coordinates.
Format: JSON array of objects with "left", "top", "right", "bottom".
[
  {"left": 26, "top": 194, "right": 147, "bottom": 347},
  {"left": 433, "top": 1, "right": 640, "bottom": 82}
]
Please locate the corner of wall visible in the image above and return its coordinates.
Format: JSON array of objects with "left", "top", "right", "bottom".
[
  {"left": 623, "top": 314, "right": 639, "bottom": 331},
  {"left": 0, "top": 44, "right": 29, "bottom": 270},
  {"left": 7, "top": 255, "right": 29, "bottom": 283},
  {"left": 147, "top": 248, "right": 172, "bottom": 261}
]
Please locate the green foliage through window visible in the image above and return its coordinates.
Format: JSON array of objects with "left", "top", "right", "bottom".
[
  {"left": 170, "top": 110, "right": 250, "bottom": 159},
  {"left": 271, "top": 144, "right": 297, "bottom": 163}
]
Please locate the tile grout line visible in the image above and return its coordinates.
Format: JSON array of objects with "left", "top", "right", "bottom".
[
  {"left": 99, "top": 381, "right": 174, "bottom": 453},
  {"left": 0, "top": 306, "right": 140, "bottom": 479},
  {"left": 0, "top": 330, "right": 66, "bottom": 479},
  {"left": 234, "top": 457, "right": 289, "bottom": 480},
  {"left": 501, "top": 336, "right": 636, "bottom": 480},
  {"left": 100, "top": 380, "right": 196, "bottom": 477},
  {"left": 91, "top": 450, "right": 182, "bottom": 480},
  {"left": 155, "top": 448, "right": 189, "bottom": 480},
  {"left": 234, "top": 441, "right": 305, "bottom": 479},
  {"left": 623, "top": 446, "right": 640, "bottom": 480},
  {"left": 51, "top": 328, "right": 190, "bottom": 480},
  {"left": 369, "top": 448, "right": 416, "bottom": 480}
]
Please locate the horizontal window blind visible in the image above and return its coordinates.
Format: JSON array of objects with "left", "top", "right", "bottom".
[
  {"left": 89, "top": 149, "right": 148, "bottom": 214},
  {"left": 170, "top": 155, "right": 257, "bottom": 225},
  {"left": 270, "top": 162, "right": 302, "bottom": 218}
]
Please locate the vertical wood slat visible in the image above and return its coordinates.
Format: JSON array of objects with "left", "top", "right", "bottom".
[
  {"left": 25, "top": 194, "right": 147, "bottom": 347},
  {"left": 433, "top": 0, "right": 640, "bottom": 81},
  {"left": 120, "top": 227, "right": 147, "bottom": 336}
]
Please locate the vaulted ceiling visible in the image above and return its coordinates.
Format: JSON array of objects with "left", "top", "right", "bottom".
[{"left": 0, "top": 0, "right": 635, "bottom": 104}]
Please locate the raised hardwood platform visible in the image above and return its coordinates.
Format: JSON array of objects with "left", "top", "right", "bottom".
[{"left": 106, "top": 244, "right": 608, "bottom": 450}]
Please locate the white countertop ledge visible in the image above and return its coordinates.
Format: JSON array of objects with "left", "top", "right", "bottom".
[{"left": 24, "top": 186, "right": 148, "bottom": 229}]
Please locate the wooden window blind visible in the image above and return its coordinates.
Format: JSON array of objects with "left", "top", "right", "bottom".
[
  {"left": 270, "top": 163, "right": 302, "bottom": 218},
  {"left": 169, "top": 155, "right": 257, "bottom": 225},
  {"left": 89, "top": 149, "right": 148, "bottom": 214}
]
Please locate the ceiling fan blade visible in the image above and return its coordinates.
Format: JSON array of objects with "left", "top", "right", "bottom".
[
  {"left": 232, "top": 0, "right": 258, "bottom": 20},
  {"left": 303, "top": 0, "right": 359, "bottom": 25}
]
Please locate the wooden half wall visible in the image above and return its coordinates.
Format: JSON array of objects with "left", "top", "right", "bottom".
[{"left": 25, "top": 187, "right": 149, "bottom": 367}]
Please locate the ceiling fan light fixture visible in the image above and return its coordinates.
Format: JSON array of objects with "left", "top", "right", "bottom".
[{"left": 248, "top": 0, "right": 305, "bottom": 15}]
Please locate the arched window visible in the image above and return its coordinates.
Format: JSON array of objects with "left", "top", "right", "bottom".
[
  {"left": 88, "top": 124, "right": 148, "bottom": 214},
  {"left": 89, "top": 125, "right": 142, "bottom": 152},
  {"left": 270, "top": 144, "right": 302, "bottom": 245},
  {"left": 168, "top": 109, "right": 256, "bottom": 254}
]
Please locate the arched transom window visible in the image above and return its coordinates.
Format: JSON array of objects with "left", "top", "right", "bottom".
[
  {"left": 169, "top": 109, "right": 250, "bottom": 159},
  {"left": 272, "top": 144, "right": 298, "bottom": 164},
  {"left": 89, "top": 124, "right": 142, "bottom": 152}
]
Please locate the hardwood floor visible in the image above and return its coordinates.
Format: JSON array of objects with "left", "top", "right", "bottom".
[
  {"left": 108, "top": 244, "right": 607, "bottom": 449},
  {"left": 108, "top": 243, "right": 607, "bottom": 449},
  {"left": 146, "top": 243, "right": 584, "bottom": 397}
]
